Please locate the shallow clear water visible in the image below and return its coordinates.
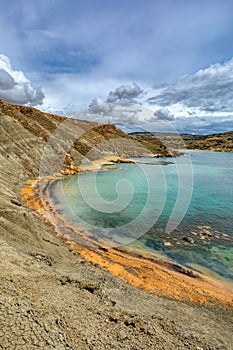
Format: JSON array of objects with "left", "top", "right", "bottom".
[{"left": 50, "top": 151, "right": 233, "bottom": 281}]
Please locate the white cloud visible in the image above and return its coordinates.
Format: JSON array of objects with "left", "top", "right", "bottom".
[
  {"left": 72, "top": 101, "right": 141, "bottom": 126},
  {"left": 69, "top": 58, "right": 233, "bottom": 134},
  {"left": 148, "top": 58, "right": 233, "bottom": 114},
  {"left": 0, "top": 54, "right": 44, "bottom": 105},
  {"left": 173, "top": 115, "right": 233, "bottom": 134},
  {"left": 88, "top": 99, "right": 113, "bottom": 115},
  {"left": 154, "top": 107, "right": 174, "bottom": 121},
  {"left": 106, "top": 84, "right": 144, "bottom": 103},
  {"left": 40, "top": 74, "right": 141, "bottom": 117}
]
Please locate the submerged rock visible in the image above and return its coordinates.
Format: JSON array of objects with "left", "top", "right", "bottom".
[
  {"left": 201, "top": 230, "right": 212, "bottom": 237},
  {"left": 163, "top": 241, "right": 172, "bottom": 248},
  {"left": 183, "top": 236, "right": 195, "bottom": 244}
]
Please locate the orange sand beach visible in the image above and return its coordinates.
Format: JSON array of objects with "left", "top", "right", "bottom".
[{"left": 21, "top": 158, "right": 233, "bottom": 308}]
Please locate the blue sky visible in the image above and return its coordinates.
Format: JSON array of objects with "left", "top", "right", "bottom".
[{"left": 1, "top": 0, "right": 233, "bottom": 133}]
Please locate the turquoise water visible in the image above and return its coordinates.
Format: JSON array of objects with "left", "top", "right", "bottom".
[{"left": 50, "top": 151, "right": 233, "bottom": 281}]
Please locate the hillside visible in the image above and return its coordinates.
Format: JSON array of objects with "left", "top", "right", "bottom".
[
  {"left": 130, "top": 131, "right": 233, "bottom": 152},
  {"left": 0, "top": 100, "right": 172, "bottom": 171},
  {"left": 0, "top": 100, "right": 232, "bottom": 349},
  {"left": 183, "top": 131, "right": 233, "bottom": 151}
]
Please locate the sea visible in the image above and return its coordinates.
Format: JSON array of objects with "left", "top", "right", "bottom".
[{"left": 49, "top": 151, "right": 233, "bottom": 282}]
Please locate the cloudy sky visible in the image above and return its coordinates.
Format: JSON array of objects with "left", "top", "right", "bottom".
[{"left": 1, "top": 0, "right": 233, "bottom": 133}]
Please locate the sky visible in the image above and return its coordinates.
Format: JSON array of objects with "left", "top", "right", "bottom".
[{"left": 1, "top": 0, "right": 233, "bottom": 133}]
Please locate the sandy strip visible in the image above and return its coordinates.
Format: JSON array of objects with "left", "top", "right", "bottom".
[{"left": 21, "top": 158, "right": 233, "bottom": 307}]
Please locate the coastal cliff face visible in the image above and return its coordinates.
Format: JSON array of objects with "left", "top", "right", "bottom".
[
  {"left": 0, "top": 100, "right": 232, "bottom": 349},
  {"left": 0, "top": 100, "right": 170, "bottom": 177}
]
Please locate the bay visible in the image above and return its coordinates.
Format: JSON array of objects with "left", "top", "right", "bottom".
[{"left": 50, "top": 151, "right": 233, "bottom": 281}]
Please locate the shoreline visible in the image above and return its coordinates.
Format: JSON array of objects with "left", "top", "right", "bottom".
[{"left": 21, "top": 157, "right": 233, "bottom": 308}]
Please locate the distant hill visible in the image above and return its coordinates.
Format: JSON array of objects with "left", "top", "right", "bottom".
[
  {"left": 130, "top": 131, "right": 233, "bottom": 152},
  {"left": 182, "top": 131, "right": 233, "bottom": 151}
]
